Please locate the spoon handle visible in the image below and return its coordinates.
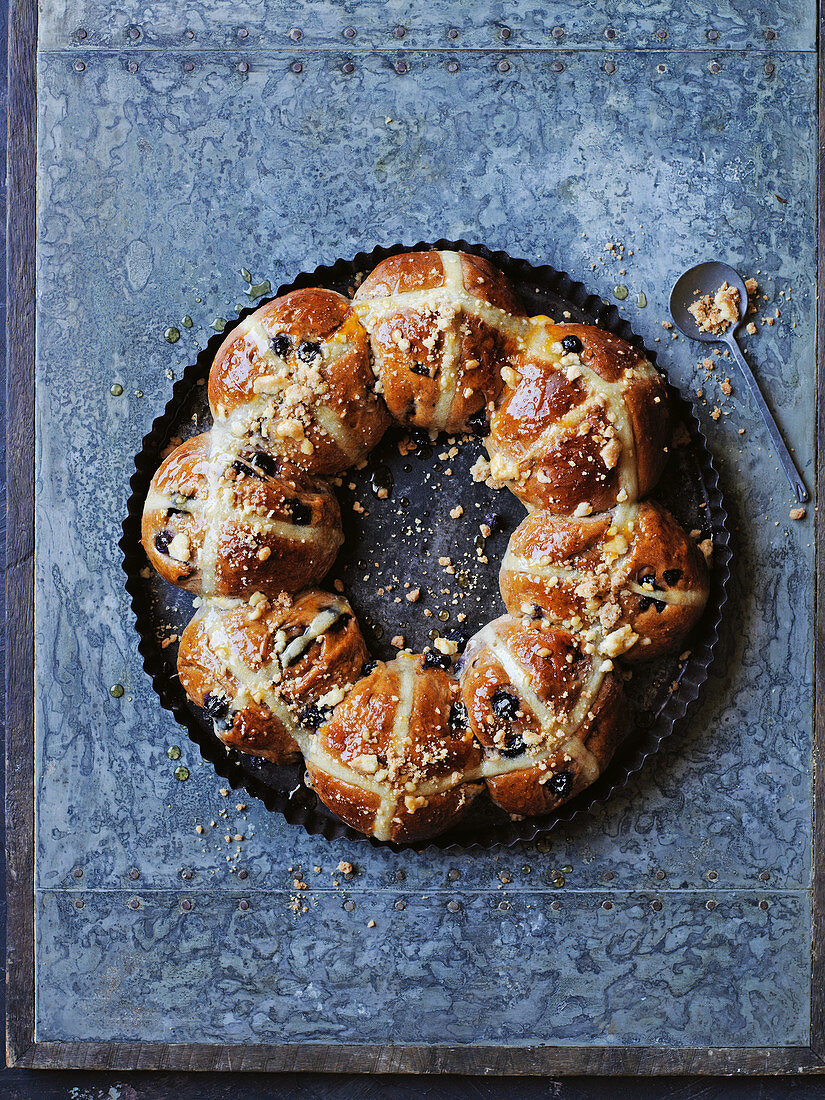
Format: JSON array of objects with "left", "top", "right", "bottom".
[{"left": 724, "top": 335, "right": 808, "bottom": 503}]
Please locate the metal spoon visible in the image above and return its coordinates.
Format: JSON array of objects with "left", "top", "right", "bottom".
[{"left": 670, "top": 260, "right": 807, "bottom": 503}]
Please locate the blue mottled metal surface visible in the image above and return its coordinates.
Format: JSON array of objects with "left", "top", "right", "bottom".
[{"left": 33, "top": 0, "right": 816, "bottom": 1050}]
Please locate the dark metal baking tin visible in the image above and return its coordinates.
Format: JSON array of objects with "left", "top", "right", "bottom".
[{"left": 120, "top": 239, "right": 731, "bottom": 851}]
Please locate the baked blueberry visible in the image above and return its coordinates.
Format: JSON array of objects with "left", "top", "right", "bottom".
[
  {"left": 466, "top": 408, "right": 490, "bottom": 436},
  {"left": 449, "top": 701, "right": 468, "bottom": 732},
  {"left": 444, "top": 627, "right": 468, "bottom": 647},
  {"left": 561, "top": 334, "right": 583, "bottom": 354},
  {"left": 204, "top": 692, "right": 232, "bottom": 731},
  {"left": 297, "top": 340, "right": 321, "bottom": 362},
  {"left": 361, "top": 659, "right": 377, "bottom": 676},
  {"left": 663, "top": 568, "right": 683, "bottom": 586},
  {"left": 299, "top": 703, "right": 331, "bottom": 729},
  {"left": 271, "top": 332, "right": 292, "bottom": 358},
  {"left": 638, "top": 573, "right": 659, "bottom": 589},
  {"left": 547, "top": 770, "right": 572, "bottom": 797},
  {"left": 409, "top": 360, "right": 432, "bottom": 377},
  {"left": 423, "top": 650, "right": 452, "bottom": 670},
  {"left": 483, "top": 510, "right": 504, "bottom": 533},
  {"left": 251, "top": 451, "right": 279, "bottom": 477},
  {"left": 287, "top": 498, "right": 313, "bottom": 525},
  {"left": 491, "top": 688, "right": 520, "bottom": 721},
  {"left": 500, "top": 729, "right": 526, "bottom": 757},
  {"left": 231, "top": 459, "right": 263, "bottom": 479},
  {"left": 154, "top": 530, "right": 173, "bottom": 555}
]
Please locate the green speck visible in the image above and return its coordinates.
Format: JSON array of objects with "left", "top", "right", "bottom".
[
  {"left": 174, "top": 765, "right": 190, "bottom": 781},
  {"left": 551, "top": 874, "right": 565, "bottom": 888},
  {"left": 474, "top": 534, "right": 486, "bottom": 551},
  {"left": 165, "top": 368, "right": 175, "bottom": 380},
  {"left": 109, "top": 383, "right": 123, "bottom": 397},
  {"left": 164, "top": 327, "right": 181, "bottom": 343},
  {"left": 613, "top": 284, "right": 629, "bottom": 301},
  {"left": 561, "top": 864, "right": 573, "bottom": 874},
  {"left": 438, "top": 609, "right": 450, "bottom": 622},
  {"left": 456, "top": 570, "right": 471, "bottom": 589},
  {"left": 373, "top": 625, "right": 384, "bottom": 639},
  {"left": 134, "top": 389, "right": 144, "bottom": 398},
  {"left": 194, "top": 296, "right": 202, "bottom": 304},
  {"left": 536, "top": 837, "right": 552, "bottom": 853},
  {"left": 522, "top": 864, "right": 532, "bottom": 874},
  {"left": 166, "top": 745, "right": 182, "bottom": 760},
  {"left": 428, "top": 628, "right": 439, "bottom": 640},
  {"left": 240, "top": 267, "right": 252, "bottom": 283},
  {"left": 182, "top": 315, "right": 194, "bottom": 329},
  {"left": 109, "top": 683, "right": 124, "bottom": 698},
  {"left": 247, "top": 279, "right": 271, "bottom": 300},
  {"left": 636, "top": 292, "right": 647, "bottom": 308},
  {"left": 211, "top": 317, "right": 226, "bottom": 332}
]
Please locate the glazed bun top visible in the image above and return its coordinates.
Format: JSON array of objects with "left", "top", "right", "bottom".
[
  {"left": 487, "top": 319, "right": 672, "bottom": 513},
  {"left": 208, "top": 287, "right": 390, "bottom": 476}
]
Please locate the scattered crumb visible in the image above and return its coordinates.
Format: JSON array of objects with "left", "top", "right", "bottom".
[
  {"left": 790, "top": 507, "right": 806, "bottom": 521},
  {"left": 688, "top": 282, "right": 740, "bottom": 334}
]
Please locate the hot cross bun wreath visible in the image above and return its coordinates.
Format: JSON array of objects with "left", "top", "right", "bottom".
[
  {"left": 208, "top": 287, "right": 390, "bottom": 475},
  {"left": 459, "top": 615, "right": 627, "bottom": 816},
  {"left": 499, "top": 501, "right": 710, "bottom": 662},
  {"left": 303, "top": 653, "right": 484, "bottom": 843},
  {"left": 177, "top": 589, "right": 369, "bottom": 764},
  {"left": 485, "top": 320, "right": 673, "bottom": 513},
  {"left": 141, "top": 432, "right": 343, "bottom": 597},
  {"left": 353, "top": 250, "right": 526, "bottom": 435}
]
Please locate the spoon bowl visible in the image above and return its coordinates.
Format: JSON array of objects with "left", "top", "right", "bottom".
[{"left": 669, "top": 261, "right": 748, "bottom": 343}]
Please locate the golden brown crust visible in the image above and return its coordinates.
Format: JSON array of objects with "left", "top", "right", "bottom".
[
  {"left": 487, "top": 321, "right": 672, "bottom": 512},
  {"left": 177, "top": 589, "right": 368, "bottom": 765},
  {"left": 353, "top": 250, "right": 525, "bottom": 434},
  {"left": 208, "top": 288, "right": 390, "bottom": 476},
  {"left": 306, "top": 653, "right": 483, "bottom": 842},
  {"left": 141, "top": 433, "right": 344, "bottom": 598},
  {"left": 500, "top": 502, "right": 710, "bottom": 662}
]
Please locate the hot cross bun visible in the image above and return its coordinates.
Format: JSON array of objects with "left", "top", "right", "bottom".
[
  {"left": 141, "top": 432, "right": 343, "bottom": 598},
  {"left": 304, "top": 653, "right": 484, "bottom": 842},
  {"left": 177, "top": 589, "right": 368, "bottom": 765},
  {"left": 499, "top": 501, "right": 710, "bottom": 662},
  {"left": 353, "top": 250, "right": 525, "bottom": 434},
  {"left": 486, "top": 320, "right": 672, "bottom": 513},
  {"left": 209, "top": 288, "right": 390, "bottom": 475}
]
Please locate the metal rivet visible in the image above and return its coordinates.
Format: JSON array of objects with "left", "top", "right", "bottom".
[
  {"left": 184, "top": 29, "right": 195, "bottom": 40},
  {"left": 447, "top": 868, "right": 460, "bottom": 881},
  {"left": 394, "top": 868, "right": 406, "bottom": 882},
  {"left": 655, "top": 28, "right": 667, "bottom": 39},
  {"left": 181, "top": 898, "right": 193, "bottom": 911},
  {"left": 654, "top": 869, "right": 666, "bottom": 880},
  {"left": 181, "top": 868, "right": 193, "bottom": 881},
  {"left": 657, "top": 63, "right": 667, "bottom": 73},
  {"left": 765, "top": 29, "right": 776, "bottom": 40},
  {"left": 237, "top": 27, "right": 249, "bottom": 39},
  {"left": 291, "top": 61, "right": 303, "bottom": 73},
  {"left": 497, "top": 60, "right": 510, "bottom": 73},
  {"left": 238, "top": 869, "right": 248, "bottom": 880},
  {"left": 605, "top": 27, "right": 616, "bottom": 39},
  {"left": 238, "top": 61, "right": 250, "bottom": 73},
  {"left": 551, "top": 26, "right": 564, "bottom": 38},
  {"left": 394, "top": 899, "right": 406, "bottom": 910},
  {"left": 550, "top": 900, "right": 561, "bottom": 911},
  {"left": 552, "top": 60, "right": 564, "bottom": 73},
  {"left": 447, "top": 60, "right": 459, "bottom": 73},
  {"left": 238, "top": 899, "right": 249, "bottom": 911},
  {"left": 393, "top": 25, "right": 406, "bottom": 38},
  {"left": 447, "top": 27, "right": 459, "bottom": 39},
  {"left": 183, "top": 61, "right": 194, "bottom": 72},
  {"left": 127, "top": 60, "right": 139, "bottom": 73},
  {"left": 604, "top": 60, "right": 616, "bottom": 74},
  {"left": 759, "top": 899, "right": 770, "bottom": 910},
  {"left": 602, "top": 900, "right": 613, "bottom": 911},
  {"left": 447, "top": 900, "right": 461, "bottom": 913},
  {"left": 707, "top": 29, "right": 719, "bottom": 41},
  {"left": 709, "top": 61, "right": 721, "bottom": 74},
  {"left": 289, "top": 27, "right": 303, "bottom": 40},
  {"left": 651, "top": 900, "right": 663, "bottom": 911},
  {"left": 706, "top": 899, "right": 717, "bottom": 911},
  {"left": 499, "top": 27, "right": 511, "bottom": 40},
  {"left": 343, "top": 900, "right": 355, "bottom": 911},
  {"left": 759, "top": 870, "right": 771, "bottom": 881},
  {"left": 128, "top": 897, "right": 140, "bottom": 910},
  {"left": 72, "top": 866, "right": 84, "bottom": 878},
  {"left": 343, "top": 26, "right": 356, "bottom": 39},
  {"left": 73, "top": 60, "right": 86, "bottom": 72},
  {"left": 342, "top": 61, "right": 354, "bottom": 73},
  {"left": 395, "top": 60, "right": 408, "bottom": 73},
  {"left": 74, "top": 897, "right": 84, "bottom": 909},
  {"left": 76, "top": 28, "right": 87, "bottom": 40},
  {"left": 764, "top": 62, "right": 775, "bottom": 75},
  {"left": 603, "top": 871, "right": 614, "bottom": 881},
  {"left": 128, "top": 868, "right": 140, "bottom": 880},
  {"left": 127, "top": 26, "right": 141, "bottom": 39},
  {"left": 498, "top": 900, "right": 510, "bottom": 911},
  {"left": 707, "top": 870, "right": 718, "bottom": 881}
]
